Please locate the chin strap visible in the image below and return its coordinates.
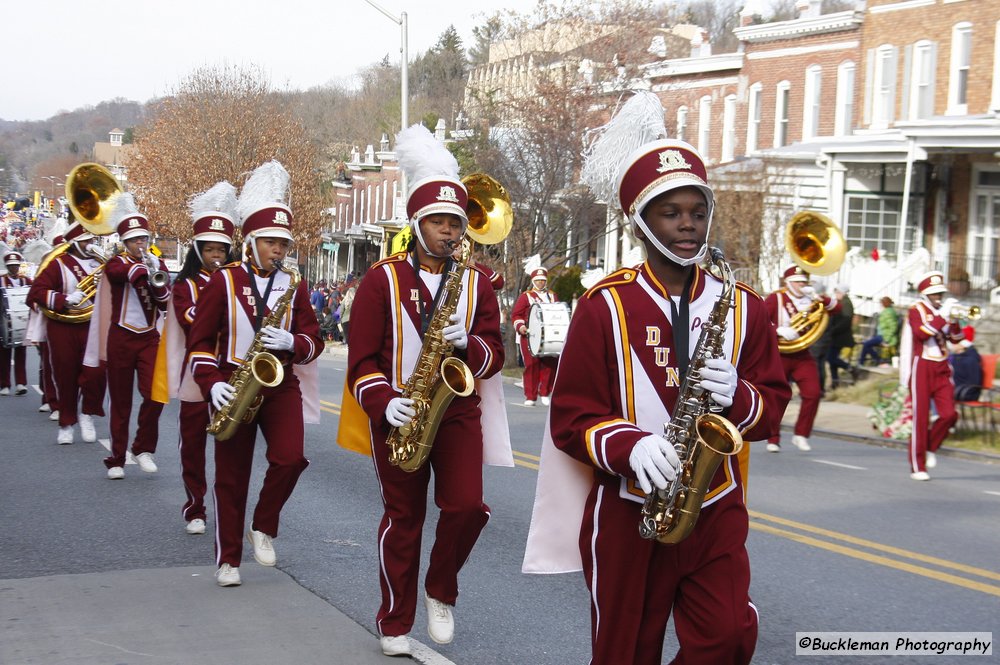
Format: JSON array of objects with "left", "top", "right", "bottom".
[{"left": 630, "top": 212, "right": 708, "bottom": 267}]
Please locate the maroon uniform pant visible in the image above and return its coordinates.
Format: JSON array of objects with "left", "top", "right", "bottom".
[
  {"left": 104, "top": 327, "right": 162, "bottom": 468},
  {"left": 213, "top": 377, "right": 309, "bottom": 567},
  {"left": 908, "top": 357, "right": 958, "bottom": 473},
  {"left": 0, "top": 344, "right": 27, "bottom": 388},
  {"left": 371, "top": 399, "right": 491, "bottom": 637},
  {"left": 47, "top": 320, "right": 106, "bottom": 427},
  {"left": 179, "top": 399, "right": 210, "bottom": 522},
  {"left": 38, "top": 342, "right": 58, "bottom": 407},
  {"left": 581, "top": 484, "right": 757, "bottom": 665},
  {"left": 518, "top": 336, "right": 557, "bottom": 401},
  {"left": 768, "top": 351, "right": 821, "bottom": 443}
]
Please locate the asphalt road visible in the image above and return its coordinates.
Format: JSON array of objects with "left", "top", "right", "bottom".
[{"left": 2, "top": 348, "right": 998, "bottom": 664}]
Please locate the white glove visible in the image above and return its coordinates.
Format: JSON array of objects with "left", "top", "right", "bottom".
[
  {"left": 210, "top": 382, "right": 236, "bottom": 411},
  {"left": 385, "top": 397, "right": 416, "bottom": 428},
  {"left": 800, "top": 285, "right": 816, "bottom": 298},
  {"left": 65, "top": 290, "right": 86, "bottom": 306},
  {"left": 628, "top": 435, "right": 679, "bottom": 494},
  {"left": 699, "top": 357, "right": 739, "bottom": 408},
  {"left": 776, "top": 326, "right": 799, "bottom": 341},
  {"left": 261, "top": 325, "right": 294, "bottom": 351},
  {"left": 442, "top": 313, "right": 468, "bottom": 350},
  {"left": 144, "top": 252, "right": 159, "bottom": 271},
  {"left": 940, "top": 297, "right": 958, "bottom": 320}
]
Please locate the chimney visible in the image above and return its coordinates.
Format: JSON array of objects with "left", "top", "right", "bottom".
[
  {"left": 379, "top": 133, "right": 389, "bottom": 152},
  {"left": 434, "top": 118, "right": 447, "bottom": 141}
]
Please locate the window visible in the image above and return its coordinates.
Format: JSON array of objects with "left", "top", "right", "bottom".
[
  {"left": 746, "top": 83, "right": 763, "bottom": 153},
  {"left": 774, "top": 81, "right": 790, "bottom": 147},
  {"left": 676, "top": 106, "right": 688, "bottom": 142},
  {"left": 908, "top": 40, "right": 937, "bottom": 120},
  {"left": 721, "top": 95, "right": 737, "bottom": 162},
  {"left": 871, "top": 45, "right": 897, "bottom": 128},
  {"left": 947, "top": 22, "right": 972, "bottom": 114},
  {"left": 698, "top": 96, "right": 711, "bottom": 159},
  {"left": 843, "top": 165, "right": 926, "bottom": 260},
  {"left": 834, "top": 61, "right": 855, "bottom": 136},
  {"left": 803, "top": 65, "right": 822, "bottom": 140}
]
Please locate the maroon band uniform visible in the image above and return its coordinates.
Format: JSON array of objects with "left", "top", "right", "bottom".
[
  {"left": 1, "top": 271, "right": 31, "bottom": 389},
  {"left": 347, "top": 252, "right": 504, "bottom": 638},
  {"left": 511, "top": 281, "right": 558, "bottom": 402}
]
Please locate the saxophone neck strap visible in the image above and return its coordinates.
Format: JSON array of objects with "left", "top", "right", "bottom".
[
  {"left": 246, "top": 262, "right": 278, "bottom": 332},
  {"left": 669, "top": 268, "right": 697, "bottom": 378},
  {"left": 411, "top": 252, "right": 452, "bottom": 336}
]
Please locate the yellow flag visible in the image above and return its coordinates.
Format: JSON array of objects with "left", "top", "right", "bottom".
[{"left": 151, "top": 325, "right": 171, "bottom": 404}]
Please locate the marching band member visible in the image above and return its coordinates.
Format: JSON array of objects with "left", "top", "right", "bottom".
[
  {"left": 763, "top": 265, "right": 840, "bottom": 452},
  {"left": 165, "top": 182, "right": 238, "bottom": 534},
  {"left": 511, "top": 266, "right": 559, "bottom": 406},
  {"left": 186, "top": 161, "right": 321, "bottom": 587},
  {"left": 339, "top": 124, "right": 509, "bottom": 657},
  {"left": 900, "top": 271, "right": 963, "bottom": 480},
  {"left": 1, "top": 251, "right": 30, "bottom": 395},
  {"left": 26, "top": 221, "right": 107, "bottom": 445},
  {"left": 88, "top": 194, "right": 170, "bottom": 479},
  {"left": 523, "top": 96, "right": 789, "bottom": 665}
]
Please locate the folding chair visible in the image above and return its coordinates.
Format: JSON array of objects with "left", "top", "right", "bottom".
[{"left": 956, "top": 353, "right": 1000, "bottom": 442}]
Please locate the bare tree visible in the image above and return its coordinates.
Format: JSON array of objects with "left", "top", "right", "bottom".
[{"left": 127, "top": 65, "right": 323, "bottom": 250}]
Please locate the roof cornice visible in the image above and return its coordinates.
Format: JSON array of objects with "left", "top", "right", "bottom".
[
  {"left": 640, "top": 52, "right": 744, "bottom": 78},
  {"left": 733, "top": 10, "right": 862, "bottom": 43}
]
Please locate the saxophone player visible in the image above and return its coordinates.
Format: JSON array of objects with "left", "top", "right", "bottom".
[
  {"left": 523, "top": 131, "right": 789, "bottom": 664},
  {"left": 89, "top": 194, "right": 170, "bottom": 478},
  {"left": 186, "top": 161, "right": 322, "bottom": 587},
  {"left": 763, "top": 265, "right": 841, "bottom": 453},
  {"left": 342, "top": 125, "right": 506, "bottom": 657}
]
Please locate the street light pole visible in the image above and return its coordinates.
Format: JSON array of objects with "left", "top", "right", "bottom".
[{"left": 361, "top": 0, "right": 408, "bottom": 132}]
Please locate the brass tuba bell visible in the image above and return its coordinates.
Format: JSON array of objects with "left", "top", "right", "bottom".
[
  {"left": 462, "top": 173, "right": 513, "bottom": 246},
  {"left": 779, "top": 211, "right": 847, "bottom": 354},
  {"left": 66, "top": 163, "right": 122, "bottom": 236}
]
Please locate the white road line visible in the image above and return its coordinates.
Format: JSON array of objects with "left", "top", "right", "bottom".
[
  {"left": 98, "top": 438, "right": 137, "bottom": 464},
  {"left": 985, "top": 491, "right": 1000, "bottom": 498},
  {"left": 812, "top": 459, "right": 867, "bottom": 470}
]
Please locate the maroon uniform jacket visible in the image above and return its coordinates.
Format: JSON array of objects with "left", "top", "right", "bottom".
[
  {"left": 187, "top": 263, "right": 322, "bottom": 398},
  {"left": 104, "top": 253, "right": 170, "bottom": 333},
  {"left": 550, "top": 263, "right": 790, "bottom": 506},
  {"left": 906, "top": 300, "right": 963, "bottom": 364},
  {"left": 764, "top": 287, "right": 841, "bottom": 359},
  {"left": 1, "top": 274, "right": 32, "bottom": 288},
  {"left": 171, "top": 270, "right": 212, "bottom": 338},
  {"left": 511, "top": 288, "right": 557, "bottom": 339},
  {"left": 347, "top": 252, "right": 504, "bottom": 429},
  {"left": 26, "top": 252, "right": 100, "bottom": 316}
]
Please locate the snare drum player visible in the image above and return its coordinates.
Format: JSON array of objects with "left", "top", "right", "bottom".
[
  {"left": 186, "top": 161, "right": 322, "bottom": 587},
  {"left": 88, "top": 194, "right": 170, "bottom": 479},
  {"left": 523, "top": 94, "right": 789, "bottom": 665},
  {"left": 1, "top": 251, "right": 30, "bottom": 395},
  {"left": 26, "top": 221, "right": 107, "bottom": 445},
  {"left": 511, "top": 266, "right": 559, "bottom": 406}
]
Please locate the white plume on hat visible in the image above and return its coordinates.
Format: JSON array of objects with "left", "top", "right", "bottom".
[
  {"left": 523, "top": 254, "right": 542, "bottom": 276},
  {"left": 580, "top": 91, "right": 667, "bottom": 205},
  {"left": 189, "top": 181, "right": 238, "bottom": 221},
  {"left": 395, "top": 123, "right": 459, "bottom": 185},
  {"left": 112, "top": 192, "right": 143, "bottom": 225},
  {"left": 237, "top": 160, "right": 290, "bottom": 222}
]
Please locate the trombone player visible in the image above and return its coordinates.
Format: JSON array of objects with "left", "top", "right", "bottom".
[
  {"left": 26, "top": 220, "right": 108, "bottom": 445},
  {"left": 88, "top": 193, "right": 170, "bottom": 479},
  {"left": 764, "top": 264, "right": 841, "bottom": 452}
]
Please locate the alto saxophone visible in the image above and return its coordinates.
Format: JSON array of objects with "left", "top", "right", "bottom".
[
  {"left": 387, "top": 240, "right": 476, "bottom": 472},
  {"left": 207, "top": 259, "right": 301, "bottom": 441},
  {"left": 638, "top": 247, "right": 745, "bottom": 544}
]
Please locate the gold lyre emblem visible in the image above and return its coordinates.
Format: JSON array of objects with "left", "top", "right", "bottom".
[
  {"left": 656, "top": 150, "right": 690, "bottom": 174},
  {"left": 128, "top": 218, "right": 140, "bottom": 228},
  {"left": 437, "top": 186, "right": 459, "bottom": 203},
  {"left": 209, "top": 218, "right": 225, "bottom": 230},
  {"left": 273, "top": 210, "right": 290, "bottom": 226}
]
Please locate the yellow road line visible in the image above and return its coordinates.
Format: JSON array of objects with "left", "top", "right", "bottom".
[
  {"left": 749, "top": 510, "right": 1000, "bottom": 583},
  {"left": 321, "top": 406, "right": 341, "bottom": 416},
  {"left": 514, "top": 458, "right": 539, "bottom": 470},
  {"left": 512, "top": 450, "right": 540, "bottom": 462},
  {"left": 750, "top": 521, "right": 1000, "bottom": 598},
  {"left": 320, "top": 400, "right": 340, "bottom": 407}
]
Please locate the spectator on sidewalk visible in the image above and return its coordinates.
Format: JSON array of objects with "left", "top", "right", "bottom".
[
  {"left": 859, "top": 297, "right": 900, "bottom": 367},
  {"left": 340, "top": 281, "right": 356, "bottom": 345},
  {"left": 828, "top": 284, "right": 859, "bottom": 388},
  {"left": 950, "top": 333, "right": 982, "bottom": 402}
]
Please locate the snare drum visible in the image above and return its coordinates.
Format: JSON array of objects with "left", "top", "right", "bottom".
[
  {"left": 527, "top": 302, "right": 571, "bottom": 357},
  {"left": 0, "top": 286, "right": 31, "bottom": 347}
]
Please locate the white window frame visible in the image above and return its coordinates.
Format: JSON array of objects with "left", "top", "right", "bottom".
[
  {"left": 872, "top": 44, "right": 898, "bottom": 128},
  {"left": 746, "top": 82, "right": 763, "bottom": 153},
  {"left": 803, "top": 65, "right": 822, "bottom": 140},
  {"left": 908, "top": 40, "right": 937, "bottom": 120},
  {"left": 676, "top": 106, "right": 688, "bottom": 143},
  {"left": 947, "top": 22, "right": 972, "bottom": 115},
  {"left": 834, "top": 61, "right": 855, "bottom": 136},
  {"left": 698, "top": 95, "right": 712, "bottom": 160},
  {"left": 721, "top": 94, "right": 737, "bottom": 162},
  {"left": 774, "top": 81, "right": 791, "bottom": 148}
]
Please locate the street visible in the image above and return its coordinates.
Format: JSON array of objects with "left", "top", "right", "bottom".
[{"left": 2, "top": 349, "right": 999, "bottom": 665}]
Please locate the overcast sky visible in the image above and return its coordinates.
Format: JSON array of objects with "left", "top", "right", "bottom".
[{"left": 6, "top": 0, "right": 541, "bottom": 122}]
